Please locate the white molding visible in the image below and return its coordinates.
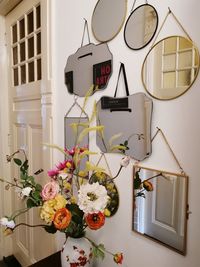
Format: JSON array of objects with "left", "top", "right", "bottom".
[{"left": 0, "top": 15, "right": 13, "bottom": 259}]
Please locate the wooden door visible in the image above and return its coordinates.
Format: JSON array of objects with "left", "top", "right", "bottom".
[{"left": 5, "top": 0, "right": 54, "bottom": 265}]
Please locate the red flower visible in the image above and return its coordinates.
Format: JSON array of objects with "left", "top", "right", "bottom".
[
  {"left": 113, "top": 253, "right": 123, "bottom": 264},
  {"left": 85, "top": 212, "right": 105, "bottom": 230},
  {"left": 53, "top": 208, "right": 72, "bottom": 230}
]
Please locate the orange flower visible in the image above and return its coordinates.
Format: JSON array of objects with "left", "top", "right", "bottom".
[
  {"left": 113, "top": 252, "right": 123, "bottom": 264},
  {"left": 143, "top": 180, "right": 153, "bottom": 191},
  {"left": 85, "top": 212, "right": 105, "bottom": 230},
  {"left": 53, "top": 208, "right": 71, "bottom": 230}
]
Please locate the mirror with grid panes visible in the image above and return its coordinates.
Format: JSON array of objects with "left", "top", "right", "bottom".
[
  {"left": 142, "top": 36, "right": 200, "bottom": 100},
  {"left": 11, "top": 4, "right": 41, "bottom": 86}
]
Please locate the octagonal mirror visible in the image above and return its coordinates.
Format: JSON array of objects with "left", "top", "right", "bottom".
[
  {"left": 142, "top": 36, "right": 200, "bottom": 100},
  {"left": 124, "top": 4, "right": 158, "bottom": 50}
]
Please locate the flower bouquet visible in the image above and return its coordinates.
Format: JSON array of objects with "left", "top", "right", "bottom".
[{"left": 0, "top": 98, "right": 130, "bottom": 266}]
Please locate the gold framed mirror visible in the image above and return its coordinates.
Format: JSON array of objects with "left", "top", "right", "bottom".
[
  {"left": 142, "top": 36, "right": 200, "bottom": 100},
  {"left": 91, "top": 0, "right": 127, "bottom": 42},
  {"left": 133, "top": 165, "right": 189, "bottom": 254}
]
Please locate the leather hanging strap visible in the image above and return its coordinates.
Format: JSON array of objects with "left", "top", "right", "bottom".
[
  {"left": 114, "top": 63, "right": 130, "bottom": 97},
  {"left": 81, "top": 18, "right": 91, "bottom": 47},
  {"left": 151, "top": 127, "right": 185, "bottom": 174}
]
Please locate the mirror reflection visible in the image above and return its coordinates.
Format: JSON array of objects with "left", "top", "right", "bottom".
[
  {"left": 133, "top": 166, "right": 188, "bottom": 254},
  {"left": 124, "top": 4, "right": 158, "bottom": 50},
  {"left": 92, "top": 0, "right": 127, "bottom": 42},
  {"left": 142, "top": 36, "right": 200, "bottom": 100}
]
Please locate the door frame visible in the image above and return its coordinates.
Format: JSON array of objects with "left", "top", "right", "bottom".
[{"left": 0, "top": 0, "right": 55, "bottom": 261}]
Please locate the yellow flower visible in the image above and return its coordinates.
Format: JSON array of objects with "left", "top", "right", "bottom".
[
  {"left": 70, "top": 196, "right": 77, "bottom": 204},
  {"left": 63, "top": 181, "right": 71, "bottom": 190},
  {"left": 104, "top": 208, "right": 111, "bottom": 217},
  {"left": 78, "top": 171, "right": 88, "bottom": 178},
  {"left": 53, "top": 194, "right": 67, "bottom": 210},
  {"left": 95, "top": 172, "right": 106, "bottom": 180},
  {"left": 66, "top": 162, "right": 72, "bottom": 168},
  {"left": 40, "top": 194, "right": 67, "bottom": 223}
]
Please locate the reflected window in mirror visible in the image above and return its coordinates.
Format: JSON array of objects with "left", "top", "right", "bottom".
[
  {"left": 142, "top": 36, "right": 200, "bottom": 100},
  {"left": 133, "top": 166, "right": 188, "bottom": 254}
]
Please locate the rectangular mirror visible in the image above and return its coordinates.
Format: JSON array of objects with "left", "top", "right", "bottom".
[{"left": 133, "top": 165, "right": 189, "bottom": 255}]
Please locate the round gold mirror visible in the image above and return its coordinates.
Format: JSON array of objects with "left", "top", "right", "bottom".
[
  {"left": 92, "top": 0, "right": 127, "bottom": 42},
  {"left": 142, "top": 36, "right": 200, "bottom": 100},
  {"left": 124, "top": 4, "right": 158, "bottom": 50}
]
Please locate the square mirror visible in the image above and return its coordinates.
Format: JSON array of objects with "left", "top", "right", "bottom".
[{"left": 133, "top": 165, "right": 189, "bottom": 255}]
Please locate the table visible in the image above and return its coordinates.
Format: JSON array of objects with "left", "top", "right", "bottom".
[{"left": 28, "top": 252, "right": 61, "bottom": 267}]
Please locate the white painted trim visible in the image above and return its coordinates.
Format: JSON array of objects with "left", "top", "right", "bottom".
[{"left": 0, "top": 15, "right": 13, "bottom": 259}]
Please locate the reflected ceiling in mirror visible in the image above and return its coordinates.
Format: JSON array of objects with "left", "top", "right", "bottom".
[
  {"left": 142, "top": 36, "right": 200, "bottom": 100},
  {"left": 92, "top": 0, "right": 127, "bottom": 42},
  {"left": 133, "top": 165, "right": 188, "bottom": 254},
  {"left": 124, "top": 4, "right": 158, "bottom": 50}
]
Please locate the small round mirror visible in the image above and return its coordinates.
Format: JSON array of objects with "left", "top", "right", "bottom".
[
  {"left": 142, "top": 36, "right": 200, "bottom": 100},
  {"left": 92, "top": 0, "right": 127, "bottom": 42},
  {"left": 124, "top": 4, "right": 158, "bottom": 50}
]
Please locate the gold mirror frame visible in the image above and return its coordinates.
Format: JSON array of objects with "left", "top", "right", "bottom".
[
  {"left": 91, "top": 0, "right": 127, "bottom": 42},
  {"left": 132, "top": 165, "right": 189, "bottom": 255},
  {"left": 142, "top": 36, "right": 200, "bottom": 100}
]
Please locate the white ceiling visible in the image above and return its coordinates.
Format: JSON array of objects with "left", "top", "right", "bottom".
[{"left": 0, "top": 0, "right": 22, "bottom": 15}]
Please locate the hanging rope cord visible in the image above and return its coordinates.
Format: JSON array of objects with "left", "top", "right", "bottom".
[
  {"left": 130, "top": 0, "right": 148, "bottom": 13},
  {"left": 151, "top": 127, "right": 185, "bottom": 174},
  {"left": 151, "top": 7, "right": 192, "bottom": 48}
]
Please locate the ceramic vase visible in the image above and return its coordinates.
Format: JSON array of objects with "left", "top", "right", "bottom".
[{"left": 61, "top": 237, "right": 93, "bottom": 267}]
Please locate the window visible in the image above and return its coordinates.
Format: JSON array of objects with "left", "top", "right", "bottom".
[
  {"left": 161, "top": 37, "right": 198, "bottom": 89},
  {"left": 11, "top": 4, "right": 41, "bottom": 86}
]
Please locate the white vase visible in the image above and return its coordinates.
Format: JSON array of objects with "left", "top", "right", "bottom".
[{"left": 61, "top": 237, "right": 93, "bottom": 267}]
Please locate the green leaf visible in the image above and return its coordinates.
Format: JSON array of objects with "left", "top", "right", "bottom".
[
  {"left": 26, "top": 198, "right": 37, "bottom": 208},
  {"left": 44, "top": 224, "right": 57, "bottom": 234},
  {"left": 32, "top": 190, "right": 41, "bottom": 200},
  {"left": 27, "top": 176, "right": 35, "bottom": 184},
  {"left": 35, "top": 184, "right": 42, "bottom": 192},
  {"left": 20, "top": 159, "right": 29, "bottom": 174},
  {"left": 66, "top": 204, "right": 84, "bottom": 218},
  {"left": 13, "top": 158, "right": 22, "bottom": 166},
  {"left": 124, "top": 140, "right": 128, "bottom": 146},
  {"left": 92, "top": 244, "right": 105, "bottom": 260},
  {"left": 20, "top": 173, "right": 28, "bottom": 180},
  {"left": 134, "top": 171, "right": 142, "bottom": 190}
]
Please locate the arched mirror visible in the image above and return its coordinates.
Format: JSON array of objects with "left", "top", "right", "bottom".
[
  {"left": 92, "top": 0, "right": 127, "bottom": 42},
  {"left": 142, "top": 36, "right": 200, "bottom": 100},
  {"left": 133, "top": 165, "right": 189, "bottom": 254},
  {"left": 124, "top": 4, "right": 158, "bottom": 50}
]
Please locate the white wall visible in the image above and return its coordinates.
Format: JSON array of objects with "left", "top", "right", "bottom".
[{"left": 51, "top": 0, "right": 200, "bottom": 266}]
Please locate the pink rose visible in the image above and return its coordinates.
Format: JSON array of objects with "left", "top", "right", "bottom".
[{"left": 41, "top": 181, "right": 59, "bottom": 201}]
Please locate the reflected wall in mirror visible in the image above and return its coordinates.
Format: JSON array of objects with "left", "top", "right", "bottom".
[
  {"left": 92, "top": 0, "right": 127, "bottom": 42},
  {"left": 133, "top": 165, "right": 188, "bottom": 254},
  {"left": 142, "top": 36, "right": 200, "bottom": 100},
  {"left": 124, "top": 4, "right": 158, "bottom": 50}
]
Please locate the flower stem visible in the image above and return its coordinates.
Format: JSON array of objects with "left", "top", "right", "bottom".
[
  {"left": 0, "top": 178, "right": 23, "bottom": 189},
  {"left": 84, "top": 236, "right": 114, "bottom": 257},
  {"left": 14, "top": 223, "right": 48, "bottom": 231}
]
